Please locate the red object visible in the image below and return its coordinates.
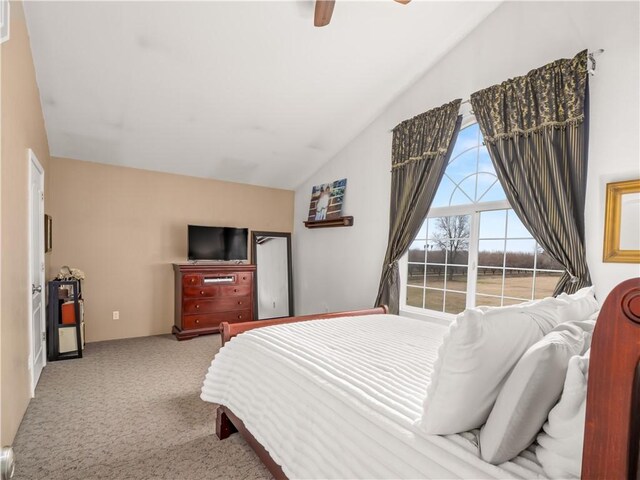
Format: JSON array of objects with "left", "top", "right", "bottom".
[{"left": 61, "top": 302, "right": 76, "bottom": 325}]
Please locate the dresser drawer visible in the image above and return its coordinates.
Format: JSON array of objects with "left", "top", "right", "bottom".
[
  {"left": 183, "top": 296, "right": 251, "bottom": 314},
  {"left": 183, "top": 285, "right": 251, "bottom": 298},
  {"left": 183, "top": 310, "right": 252, "bottom": 329},
  {"left": 182, "top": 275, "right": 201, "bottom": 287},
  {"left": 237, "top": 272, "right": 253, "bottom": 284}
]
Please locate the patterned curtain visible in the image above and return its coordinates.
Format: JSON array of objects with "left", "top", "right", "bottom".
[
  {"left": 375, "top": 100, "right": 462, "bottom": 313},
  {"left": 470, "top": 50, "right": 590, "bottom": 295}
]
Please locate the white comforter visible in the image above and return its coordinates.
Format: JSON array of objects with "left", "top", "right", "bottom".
[{"left": 201, "top": 314, "right": 546, "bottom": 479}]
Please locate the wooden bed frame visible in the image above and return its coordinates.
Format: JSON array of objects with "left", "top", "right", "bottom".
[{"left": 214, "top": 279, "right": 640, "bottom": 480}]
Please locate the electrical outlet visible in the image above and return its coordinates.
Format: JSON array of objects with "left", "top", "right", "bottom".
[{"left": 112, "top": 311, "right": 120, "bottom": 320}]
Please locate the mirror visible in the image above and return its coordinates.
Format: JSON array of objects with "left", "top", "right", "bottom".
[{"left": 251, "top": 231, "right": 293, "bottom": 319}]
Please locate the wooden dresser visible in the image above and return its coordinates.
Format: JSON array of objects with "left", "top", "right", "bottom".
[{"left": 173, "top": 263, "right": 256, "bottom": 340}]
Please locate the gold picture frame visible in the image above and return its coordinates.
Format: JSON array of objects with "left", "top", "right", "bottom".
[
  {"left": 44, "top": 214, "right": 52, "bottom": 253},
  {"left": 603, "top": 179, "right": 640, "bottom": 263}
]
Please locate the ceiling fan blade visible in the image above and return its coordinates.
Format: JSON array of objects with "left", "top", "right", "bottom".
[
  {"left": 314, "top": 0, "right": 335, "bottom": 27},
  {"left": 394, "top": 0, "right": 411, "bottom": 4}
]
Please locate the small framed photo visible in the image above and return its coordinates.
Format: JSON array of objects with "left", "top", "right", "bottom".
[
  {"left": 603, "top": 179, "right": 640, "bottom": 263},
  {"left": 307, "top": 178, "right": 347, "bottom": 221},
  {"left": 45, "top": 214, "right": 52, "bottom": 253},
  {"left": 0, "top": 0, "right": 9, "bottom": 44}
]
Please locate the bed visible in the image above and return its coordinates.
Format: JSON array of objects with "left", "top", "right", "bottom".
[{"left": 201, "top": 279, "right": 640, "bottom": 479}]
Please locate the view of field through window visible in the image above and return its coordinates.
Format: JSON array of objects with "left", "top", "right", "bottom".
[{"left": 404, "top": 122, "right": 564, "bottom": 315}]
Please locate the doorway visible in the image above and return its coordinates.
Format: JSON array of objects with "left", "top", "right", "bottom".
[{"left": 28, "top": 149, "right": 46, "bottom": 395}]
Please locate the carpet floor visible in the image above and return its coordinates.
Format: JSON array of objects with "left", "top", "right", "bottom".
[{"left": 12, "top": 334, "right": 271, "bottom": 480}]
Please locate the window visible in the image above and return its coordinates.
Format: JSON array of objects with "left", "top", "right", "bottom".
[{"left": 404, "top": 122, "right": 564, "bottom": 316}]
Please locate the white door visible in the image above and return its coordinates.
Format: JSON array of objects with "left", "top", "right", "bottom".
[{"left": 29, "top": 149, "right": 46, "bottom": 395}]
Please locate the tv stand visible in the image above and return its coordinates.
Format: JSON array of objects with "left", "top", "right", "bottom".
[{"left": 173, "top": 263, "right": 256, "bottom": 340}]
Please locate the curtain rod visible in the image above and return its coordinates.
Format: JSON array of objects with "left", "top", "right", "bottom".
[{"left": 391, "top": 49, "right": 604, "bottom": 132}]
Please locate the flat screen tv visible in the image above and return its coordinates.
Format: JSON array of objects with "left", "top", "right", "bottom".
[{"left": 188, "top": 225, "right": 248, "bottom": 261}]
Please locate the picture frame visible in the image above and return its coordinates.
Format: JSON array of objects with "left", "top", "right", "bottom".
[
  {"left": 44, "top": 214, "right": 52, "bottom": 253},
  {"left": 307, "top": 178, "right": 347, "bottom": 221},
  {"left": 0, "top": 0, "right": 9, "bottom": 44},
  {"left": 603, "top": 179, "right": 640, "bottom": 263}
]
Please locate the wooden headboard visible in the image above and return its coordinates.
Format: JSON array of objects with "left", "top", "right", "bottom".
[{"left": 583, "top": 277, "right": 640, "bottom": 479}]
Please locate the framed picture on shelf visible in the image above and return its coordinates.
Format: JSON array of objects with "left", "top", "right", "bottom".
[{"left": 307, "top": 178, "right": 347, "bottom": 221}]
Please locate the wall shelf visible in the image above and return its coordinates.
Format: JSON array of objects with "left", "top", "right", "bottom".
[{"left": 303, "top": 216, "right": 354, "bottom": 229}]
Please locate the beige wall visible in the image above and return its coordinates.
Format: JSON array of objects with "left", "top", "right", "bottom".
[
  {"left": 48, "top": 157, "right": 294, "bottom": 343},
  {"left": 1, "top": 1, "right": 51, "bottom": 445}
]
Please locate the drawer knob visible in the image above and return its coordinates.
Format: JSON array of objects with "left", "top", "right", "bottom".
[
  {"left": 238, "top": 301, "right": 242, "bottom": 305},
  {"left": 195, "top": 304, "right": 200, "bottom": 309},
  {"left": 238, "top": 315, "right": 243, "bottom": 319},
  {"left": 190, "top": 278, "right": 196, "bottom": 284},
  {"left": 242, "top": 277, "right": 246, "bottom": 280},
  {"left": 200, "top": 290, "right": 205, "bottom": 295},
  {"left": 195, "top": 319, "right": 200, "bottom": 324},
  {"left": 234, "top": 288, "right": 238, "bottom": 292}
]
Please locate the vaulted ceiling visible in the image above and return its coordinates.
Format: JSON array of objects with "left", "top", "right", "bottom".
[{"left": 25, "top": 1, "right": 500, "bottom": 189}]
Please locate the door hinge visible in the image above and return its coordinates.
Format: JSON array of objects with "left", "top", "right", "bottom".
[
  {"left": 41, "top": 262, "right": 45, "bottom": 272},
  {"left": 41, "top": 332, "right": 46, "bottom": 342},
  {"left": 41, "top": 192, "right": 44, "bottom": 201}
]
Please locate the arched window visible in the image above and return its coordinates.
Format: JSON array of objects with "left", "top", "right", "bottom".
[{"left": 403, "top": 121, "right": 564, "bottom": 317}]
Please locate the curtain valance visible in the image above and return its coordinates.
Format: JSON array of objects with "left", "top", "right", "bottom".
[{"left": 471, "top": 50, "right": 588, "bottom": 145}]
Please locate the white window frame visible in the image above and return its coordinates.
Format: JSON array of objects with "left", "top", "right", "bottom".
[{"left": 400, "top": 115, "right": 564, "bottom": 322}]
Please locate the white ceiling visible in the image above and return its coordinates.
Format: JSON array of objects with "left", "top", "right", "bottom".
[{"left": 25, "top": 1, "right": 500, "bottom": 190}]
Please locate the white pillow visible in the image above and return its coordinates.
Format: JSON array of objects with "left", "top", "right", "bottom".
[
  {"left": 536, "top": 350, "right": 590, "bottom": 479},
  {"left": 419, "top": 290, "right": 598, "bottom": 435},
  {"left": 479, "top": 316, "right": 595, "bottom": 464}
]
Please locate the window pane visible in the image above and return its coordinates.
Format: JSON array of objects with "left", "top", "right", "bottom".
[
  {"left": 425, "top": 289, "right": 444, "bottom": 312},
  {"left": 479, "top": 178, "right": 507, "bottom": 202},
  {"left": 477, "top": 149, "right": 495, "bottom": 175},
  {"left": 475, "top": 294, "right": 502, "bottom": 307},
  {"left": 479, "top": 209, "right": 507, "bottom": 239},
  {"left": 407, "top": 263, "right": 425, "bottom": 286},
  {"left": 507, "top": 210, "right": 531, "bottom": 238},
  {"left": 505, "top": 239, "right": 536, "bottom": 269},
  {"left": 447, "top": 150, "right": 478, "bottom": 184},
  {"left": 478, "top": 240, "right": 505, "bottom": 267},
  {"left": 536, "top": 247, "right": 564, "bottom": 270},
  {"left": 445, "top": 292, "right": 467, "bottom": 314},
  {"left": 475, "top": 173, "right": 499, "bottom": 201},
  {"left": 450, "top": 123, "right": 480, "bottom": 159},
  {"left": 449, "top": 188, "right": 474, "bottom": 206},
  {"left": 430, "top": 215, "right": 471, "bottom": 242},
  {"left": 445, "top": 266, "right": 468, "bottom": 292},
  {"left": 447, "top": 243, "right": 469, "bottom": 266},
  {"left": 415, "top": 220, "right": 428, "bottom": 240},
  {"left": 503, "top": 271, "right": 534, "bottom": 300},
  {"left": 426, "top": 218, "right": 441, "bottom": 239},
  {"left": 425, "top": 243, "right": 446, "bottom": 264},
  {"left": 476, "top": 268, "right": 504, "bottom": 296},
  {"left": 407, "top": 239, "right": 426, "bottom": 262},
  {"left": 534, "top": 271, "right": 563, "bottom": 299},
  {"left": 459, "top": 175, "right": 478, "bottom": 203},
  {"left": 425, "top": 265, "right": 445, "bottom": 289},
  {"left": 406, "top": 287, "right": 424, "bottom": 308},
  {"left": 431, "top": 176, "right": 456, "bottom": 208}
]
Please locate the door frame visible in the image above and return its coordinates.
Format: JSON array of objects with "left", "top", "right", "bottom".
[{"left": 28, "top": 148, "right": 46, "bottom": 397}]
